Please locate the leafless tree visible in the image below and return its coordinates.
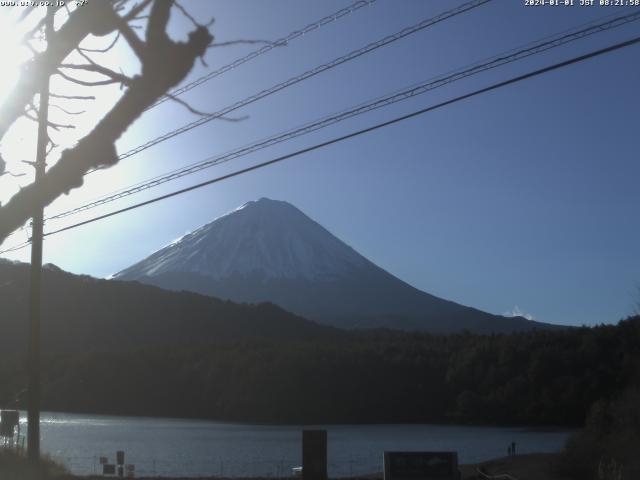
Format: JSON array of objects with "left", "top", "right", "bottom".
[{"left": 0, "top": 0, "right": 214, "bottom": 244}]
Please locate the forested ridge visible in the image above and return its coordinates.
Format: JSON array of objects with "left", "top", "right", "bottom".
[
  {"left": 1, "top": 316, "right": 637, "bottom": 426},
  {"left": 0, "top": 260, "right": 338, "bottom": 354}
]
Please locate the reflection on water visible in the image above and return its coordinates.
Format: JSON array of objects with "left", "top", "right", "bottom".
[{"left": 19, "top": 412, "right": 573, "bottom": 477}]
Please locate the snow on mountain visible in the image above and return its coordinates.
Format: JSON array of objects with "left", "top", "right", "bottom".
[
  {"left": 114, "top": 198, "right": 555, "bottom": 333},
  {"left": 116, "top": 198, "right": 369, "bottom": 281}
]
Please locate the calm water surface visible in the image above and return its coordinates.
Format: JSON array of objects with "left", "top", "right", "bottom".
[{"left": 18, "top": 412, "right": 572, "bottom": 477}]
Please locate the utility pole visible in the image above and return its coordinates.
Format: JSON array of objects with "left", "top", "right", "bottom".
[{"left": 27, "top": 6, "right": 54, "bottom": 464}]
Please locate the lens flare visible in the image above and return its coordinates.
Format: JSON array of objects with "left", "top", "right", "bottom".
[{"left": 0, "top": 11, "right": 31, "bottom": 105}]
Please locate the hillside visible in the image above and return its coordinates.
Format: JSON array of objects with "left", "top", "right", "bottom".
[
  {"left": 0, "top": 259, "right": 337, "bottom": 354},
  {"left": 115, "top": 198, "right": 556, "bottom": 334}
]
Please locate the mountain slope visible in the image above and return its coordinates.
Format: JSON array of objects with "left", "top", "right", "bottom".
[
  {"left": 0, "top": 259, "right": 337, "bottom": 354},
  {"left": 115, "top": 198, "right": 369, "bottom": 281},
  {"left": 115, "top": 198, "right": 553, "bottom": 333}
]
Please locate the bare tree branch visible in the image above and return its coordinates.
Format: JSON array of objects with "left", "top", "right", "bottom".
[
  {"left": 0, "top": 0, "right": 213, "bottom": 243},
  {"left": 174, "top": 1, "right": 199, "bottom": 28},
  {"left": 0, "top": 1, "right": 120, "bottom": 144},
  {"left": 0, "top": 155, "right": 25, "bottom": 178},
  {"left": 59, "top": 62, "right": 133, "bottom": 86},
  {"left": 116, "top": 18, "right": 146, "bottom": 59},
  {"left": 173, "top": 1, "right": 215, "bottom": 29},
  {"left": 49, "top": 121, "right": 76, "bottom": 131},
  {"left": 20, "top": 17, "right": 47, "bottom": 45},
  {"left": 0, "top": 172, "right": 26, "bottom": 178},
  {"left": 56, "top": 69, "right": 121, "bottom": 87},
  {"left": 75, "top": 47, "right": 96, "bottom": 64},
  {"left": 164, "top": 93, "right": 248, "bottom": 121},
  {"left": 49, "top": 104, "right": 86, "bottom": 116},
  {"left": 23, "top": 108, "right": 75, "bottom": 131},
  {"left": 122, "top": 0, "right": 154, "bottom": 22},
  {"left": 114, "top": 0, "right": 130, "bottom": 11},
  {"left": 50, "top": 93, "right": 96, "bottom": 101},
  {"left": 23, "top": 110, "right": 39, "bottom": 123},
  {"left": 146, "top": 0, "right": 172, "bottom": 47},
  {"left": 78, "top": 31, "right": 121, "bottom": 54}
]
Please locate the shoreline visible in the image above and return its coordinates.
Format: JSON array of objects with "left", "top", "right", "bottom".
[
  {"left": 16, "top": 409, "right": 581, "bottom": 430},
  {"left": 47, "top": 453, "right": 567, "bottom": 480},
  {"left": 1, "top": 452, "right": 573, "bottom": 480}
]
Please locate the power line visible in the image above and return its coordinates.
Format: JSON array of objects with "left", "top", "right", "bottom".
[
  {"left": 40, "top": 5, "right": 640, "bottom": 209},
  {"left": 2, "top": 0, "right": 368, "bottom": 229},
  {"left": 41, "top": 35, "right": 640, "bottom": 241},
  {"left": 150, "top": 0, "right": 378, "bottom": 109},
  {"left": 1, "top": 224, "right": 30, "bottom": 241},
  {"left": 46, "top": 9, "right": 640, "bottom": 223},
  {"left": 92, "top": 0, "right": 492, "bottom": 167},
  {"left": 0, "top": 240, "right": 31, "bottom": 256}
]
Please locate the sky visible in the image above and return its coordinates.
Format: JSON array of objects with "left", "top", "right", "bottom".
[{"left": 0, "top": 0, "right": 639, "bottom": 327}]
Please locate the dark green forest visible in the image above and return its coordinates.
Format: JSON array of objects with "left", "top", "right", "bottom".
[
  {"left": 1, "top": 315, "right": 638, "bottom": 426},
  {"left": 0, "top": 260, "right": 338, "bottom": 355}
]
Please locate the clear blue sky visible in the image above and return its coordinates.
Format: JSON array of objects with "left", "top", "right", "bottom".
[{"left": 2, "top": 0, "right": 639, "bottom": 326}]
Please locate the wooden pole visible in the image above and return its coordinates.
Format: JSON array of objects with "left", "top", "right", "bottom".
[{"left": 27, "top": 6, "right": 54, "bottom": 464}]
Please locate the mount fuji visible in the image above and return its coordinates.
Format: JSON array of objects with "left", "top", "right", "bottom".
[{"left": 114, "top": 198, "right": 552, "bottom": 333}]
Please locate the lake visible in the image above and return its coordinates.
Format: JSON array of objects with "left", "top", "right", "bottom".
[{"left": 18, "top": 412, "right": 573, "bottom": 477}]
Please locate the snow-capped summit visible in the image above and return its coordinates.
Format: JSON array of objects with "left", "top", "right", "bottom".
[
  {"left": 116, "top": 198, "right": 368, "bottom": 282},
  {"left": 114, "top": 198, "right": 552, "bottom": 333}
]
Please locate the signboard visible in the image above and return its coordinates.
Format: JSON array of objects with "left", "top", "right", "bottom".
[
  {"left": 383, "top": 452, "right": 459, "bottom": 480},
  {"left": 99, "top": 457, "right": 109, "bottom": 465},
  {"left": 0, "top": 422, "right": 14, "bottom": 437},
  {"left": 125, "top": 464, "right": 135, "bottom": 478},
  {"left": 0, "top": 410, "right": 19, "bottom": 437},
  {"left": 0, "top": 410, "right": 19, "bottom": 427},
  {"left": 103, "top": 464, "right": 116, "bottom": 475},
  {"left": 302, "top": 430, "right": 327, "bottom": 480},
  {"left": 117, "top": 451, "right": 125, "bottom": 465}
]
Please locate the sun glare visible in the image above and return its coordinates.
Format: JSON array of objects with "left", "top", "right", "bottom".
[{"left": 0, "top": 13, "right": 26, "bottom": 105}]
